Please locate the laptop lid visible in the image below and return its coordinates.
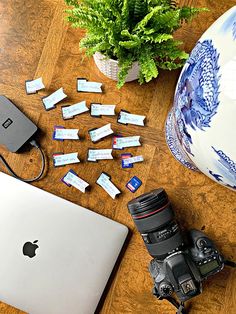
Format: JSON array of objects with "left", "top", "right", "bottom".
[{"left": 0, "top": 172, "right": 128, "bottom": 314}]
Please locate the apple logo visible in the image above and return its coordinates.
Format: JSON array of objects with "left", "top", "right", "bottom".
[{"left": 23, "top": 240, "right": 39, "bottom": 258}]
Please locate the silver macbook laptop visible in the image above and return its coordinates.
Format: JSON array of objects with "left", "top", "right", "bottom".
[{"left": 0, "top": 172, "right": 128, "bottom": 314}]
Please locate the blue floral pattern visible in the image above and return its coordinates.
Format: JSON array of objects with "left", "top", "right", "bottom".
[
  {"left": 210, "top": 147, "right": 236, "bottom": 189},
  {"left": 208, "top": 170, "right": 236, "bottom": 190},
  {"left": 165, "top": 111, "right": 199, "bottom": 171},
  {"left": 173, "top": 40, "right": 220, "bottom": 155},
  {"left": 208, "top": 170, "right": 223, "bottom": 182}
]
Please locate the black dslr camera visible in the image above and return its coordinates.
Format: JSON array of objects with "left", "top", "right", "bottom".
[{"left": 128, "top": 189, "right": 235, "bottom": 314}]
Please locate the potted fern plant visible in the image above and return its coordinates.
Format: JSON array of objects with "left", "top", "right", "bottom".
[{"left": 65, "top": 0, "right": 206, "bottom": 88}]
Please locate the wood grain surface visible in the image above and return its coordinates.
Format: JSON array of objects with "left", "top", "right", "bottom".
[{"left": 0, "top": 0, "right": 235, "bottom": 313}]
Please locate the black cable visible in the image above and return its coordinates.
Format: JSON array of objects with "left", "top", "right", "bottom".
[
  {"left": 0, "top": 140, "right": 46, "bottom": 183},
  {"left": 224, "top": 260, "right": 236, "bottom": 268}
]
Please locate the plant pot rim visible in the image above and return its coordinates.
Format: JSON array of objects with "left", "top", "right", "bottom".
[{"left": 94, "top": 51, "right": 139, "bottom": 65}]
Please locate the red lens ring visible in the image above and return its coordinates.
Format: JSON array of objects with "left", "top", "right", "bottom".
[{"left": 132, "top": 201, "right": 170, "bottom": 219}]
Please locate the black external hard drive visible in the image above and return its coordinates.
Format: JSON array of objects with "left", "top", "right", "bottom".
[{"left": 0, "top": 96, "right": 38, "bottom": 152}]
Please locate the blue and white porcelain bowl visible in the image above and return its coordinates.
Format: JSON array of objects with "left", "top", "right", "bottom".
[{"left": 165, "top": 6, "right": 236, "bottom": 191}]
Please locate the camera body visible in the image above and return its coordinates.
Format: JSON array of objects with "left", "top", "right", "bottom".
[
  {"left": 149, "top": 229, "right": 224, "bottom": 302},
  {"left": 128, "top": 189, "right": 225, "bottom": 303}
]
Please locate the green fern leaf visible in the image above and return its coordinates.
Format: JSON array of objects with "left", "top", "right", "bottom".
[
  {"left": 134, "top": 0, "right": 148, "bottom": 20},
  {"left": 157, "top": 60, "right": 185, "bottom": 70},
  {"left": 117, "top": 58, "right": 134, "bottom": 88},
  {"left": 179, "top": 7, "right": 209, "bottom": 22},
  {"left": 134, "top": 5, "right": 163, "bottom": 30},
  {"left": 121, "top": 0, "right": 129, "bottom": 28},
  {"left": 139, "top": 50, "right": 159, "bottom": 82},
  {"left": 143, "top": 33, "right": 173, "bottom": 43},
  {"left": 119, "top": 40, "right": 140, "bottom": 48},
  {"left": 152, "top": 10, "right": 181, "bottom": 31}
]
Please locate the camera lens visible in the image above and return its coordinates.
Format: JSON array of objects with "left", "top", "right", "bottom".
[{"left": 128, "top": 189, "right": 184, "bottom": 259}]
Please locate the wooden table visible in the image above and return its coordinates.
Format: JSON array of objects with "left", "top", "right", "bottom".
[{"left": 0, "top": 1, "right": 236, "bottom": 313}]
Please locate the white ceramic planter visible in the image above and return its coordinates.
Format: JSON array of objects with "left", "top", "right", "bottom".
[
  {"left": 93, "top": 52, "right": 139, "bottom": 82},
  {"left": 165, "top": 6, "right": 236, "bottom": 191}
]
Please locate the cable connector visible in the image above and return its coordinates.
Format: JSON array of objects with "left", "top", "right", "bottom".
[{"left": 30, "top": 139, "right": 40, "bottom": 149}]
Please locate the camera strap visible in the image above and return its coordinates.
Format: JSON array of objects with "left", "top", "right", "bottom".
[
  {"left": 153, "top": 287, "right": 187, "bottom": 313},
  {"left": 224, "top": 260, "right": 236, "bottom": 268},
  {"left": 159, "top": 296, "right": 186, "bottom": 314},
  {"left": 177, "top": 302, "right": 186, "bottom": 314}
]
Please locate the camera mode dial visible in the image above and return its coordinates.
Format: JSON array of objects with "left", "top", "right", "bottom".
[{"left": 159, "top": 282, "right": 173, "bottom": 297}]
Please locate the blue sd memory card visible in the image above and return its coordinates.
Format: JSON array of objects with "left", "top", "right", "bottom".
[
  {"left": 121, "top": 153, "right": 133, "bottom": 168},
  {"left": 61, "top": 169, "right": 78, "bottom": 187},
  {"left": 53, "top": 125, "right": 65, "bottom": 141},
  {"left": 126, "top": 176, "right": 142, "bottom": 193}
]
